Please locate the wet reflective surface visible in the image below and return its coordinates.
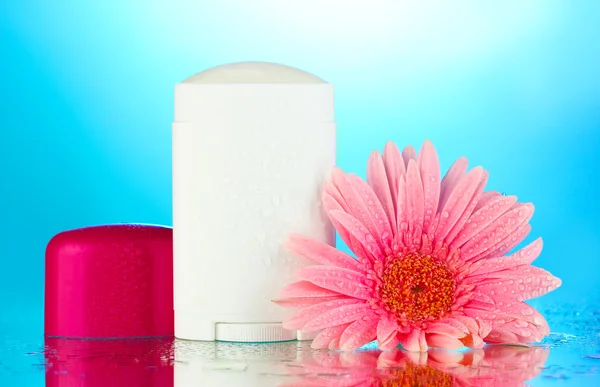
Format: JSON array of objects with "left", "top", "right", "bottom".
[
  {"left": 48, "top": 340, "right": 550, "bottom": 386},
  {"left": 1, "top": 301, "right": 598, "bottom": 386}
]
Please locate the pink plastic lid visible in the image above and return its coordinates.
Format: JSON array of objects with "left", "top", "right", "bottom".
[{"left": 44, "top": 224, "right": 174, "bottom": 338}]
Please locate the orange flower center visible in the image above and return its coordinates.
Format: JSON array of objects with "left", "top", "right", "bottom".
[
  {"left": 382, "top": 363, "right": 454, "bottom": 387},
  {"left": 379, "top": 253, "right": 455, "bottom": 323}
]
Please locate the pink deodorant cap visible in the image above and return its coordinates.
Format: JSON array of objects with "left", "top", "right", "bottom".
[{"left": 44, "top": 224, "right": 174, "bottom": 338}]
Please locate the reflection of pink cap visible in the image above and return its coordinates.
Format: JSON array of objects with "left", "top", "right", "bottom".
[
  {"left": 45, "top": 337, "right": 174, "bottom": 386},
  {"left": 45, "top": 224, "right": 174, "bottom": 338}
]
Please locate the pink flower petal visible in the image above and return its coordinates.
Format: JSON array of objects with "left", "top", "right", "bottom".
[
  {"left": 477, "top": 318, "right": 492, "bottom": 338},
  {"left": 273, "top": 295, "right": 349, "bottom": 308},
  {"left": 377, "top": 317, "right": 400, "bottom": 349},
  {"left": 461, "top": 332, "right": 485, "bottom": 349},
  {"left": 322, "top": 191, "right": 346, "bottom": 214},
  {"left": 339, "top": 316, "right": 379, "bottom": 351},
  {"left": 311, "top": 323, "right": 352, "bottom": 349},
  {"left": 331, "top": 168, "right": 389, "bottom": 253},
  {"left": 508, "top": 238, "right": 543, "bottom": 265},
  {"left": 418, "top": 139, "right": 441, "bottom": 232},
  {"left": 434, "top": 166, "right": 485, "bottom": 244},
  {"left": 419, "top": 232, "right": 433, "bottom": 255},
  {"left": 367, "top": 150, "right": 397, "bottom": 231},
  {"left": 406, "top": 160, "right": 425, "bottom": 242},
  {"left": 472, "top": 223, "right": 531, "bottom": 261},
  {"left": 328, "top": 337, "right": 341, "bottom": 350},
  {"left": 296, "top": 265, "right": 372, "bottom": 299},
  {"left": 469, "top": 291, "right": 496, "bottom": 304},
  {"left": 348, "top": 173, "right": 394, "bottom": 250},
  {"left": 468, "top": 256, "right": 530, "bottom": 277},
  {"left": 484, "top": 328, "right": 520, "bottom": 345},
  {"left": 323, "top": 192, "right": 373, "bottom": 263},
  {"left": 437, "top": 157, "right": 468, "bottom": 216},
  {"left": 283, "top": 298, "right": 363, "bottom": 331},
  {"left": 399, "top": 329, "right": 427, "bottom": 352},
  {"left": 444, "top": 169, "right": 489, "bottom": 247},
  {"left": 474, "top": 191, "right": 502, "bottom": 211},
  {"left": 451, "top": 315, "right": 480, "bottom": 334},
  {"left": 323, "top": 202, "right": 376, "bottom": 265},
  {"left": 279, "top": 281, "right": 342, "bottom": 298},
  {"left": 328, "top": 210, "right": 384, "bottom": 261},
  {"left": 402, "top": 145, "right": 417, "bottom": 166},
  {"left": 496, "top": 320, "right": 546, "bottom": 343},
  {"left": 473, "top": 266, "right": 561, "bottom": 301},
  {"left": 303, "top": 302, "right": 373, "bottom": 332},
  {"left": 383, "top": 141, "right": 405, "bottom": 213},
  {"left": 287, "top": 233, "right": 363, "bottom": 272},
  {"left": 379, "top": 334, "right": 400, "bottom": 351},
  {"left": 396, "top": 177, "right": 409, "bottom": 238},
  {"left": 461, "top": 203, "right": 534, "bottom": 261},
  {"left": 324, "top": 181, "right": 351, "bottom": 213},
  {"left": 426, "top": 333, "right": 464, "bottom": 350},
  {"left": 424, "top": 319, "right": 469, "bottom": 338},
  {"left": 450, "top": 195, "right": 518, "bottom": 250},
  {"left": 464, "top": 296, "right": 548, "bottom": 330}
]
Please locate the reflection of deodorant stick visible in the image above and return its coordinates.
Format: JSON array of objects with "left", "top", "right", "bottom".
[
  {"left": 174, "top": 341, "right": 306, "bottom": 387},
  {"left": 172, "top": 62, "right": 336, "bottom": 342}
]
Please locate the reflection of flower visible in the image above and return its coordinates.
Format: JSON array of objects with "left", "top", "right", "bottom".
[
  {"left": 275, "top": 140, "right": 561, "bottom": 351},
  {"left": 283, "top": 346, "right": 549, "bottom": 387}
]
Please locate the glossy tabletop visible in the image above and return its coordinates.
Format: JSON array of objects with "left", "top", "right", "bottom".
[{"left": 1, "top": 300, "right": 598, "bottom": 386}]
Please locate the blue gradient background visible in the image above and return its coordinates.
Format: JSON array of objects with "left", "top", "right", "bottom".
[{"left": 1, "top": 0, "right": 599, "bottom": 385}]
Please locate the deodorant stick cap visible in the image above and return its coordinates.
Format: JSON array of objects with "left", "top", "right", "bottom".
[
  {"left": 174, "top": 61, "right": 334, "bottom": 123},
  {"left": 44, "top": 224, "right": 174, "bottom": 338},
  {"left": 182, "top": 61, "right": 326, "bottom": 84}
]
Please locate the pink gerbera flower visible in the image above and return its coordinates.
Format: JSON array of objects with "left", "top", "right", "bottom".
[{"left": 275, "top": 140, "right": 561, "bottom": 351}]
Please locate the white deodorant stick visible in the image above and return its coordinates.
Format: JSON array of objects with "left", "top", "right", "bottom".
[{"left": 172, "top": 62, "right": 336, "bottom": 342}]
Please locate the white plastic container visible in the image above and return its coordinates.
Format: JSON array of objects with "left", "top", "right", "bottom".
[{"left": 172, "top": 62, "right": 336, "bottom": 342}]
